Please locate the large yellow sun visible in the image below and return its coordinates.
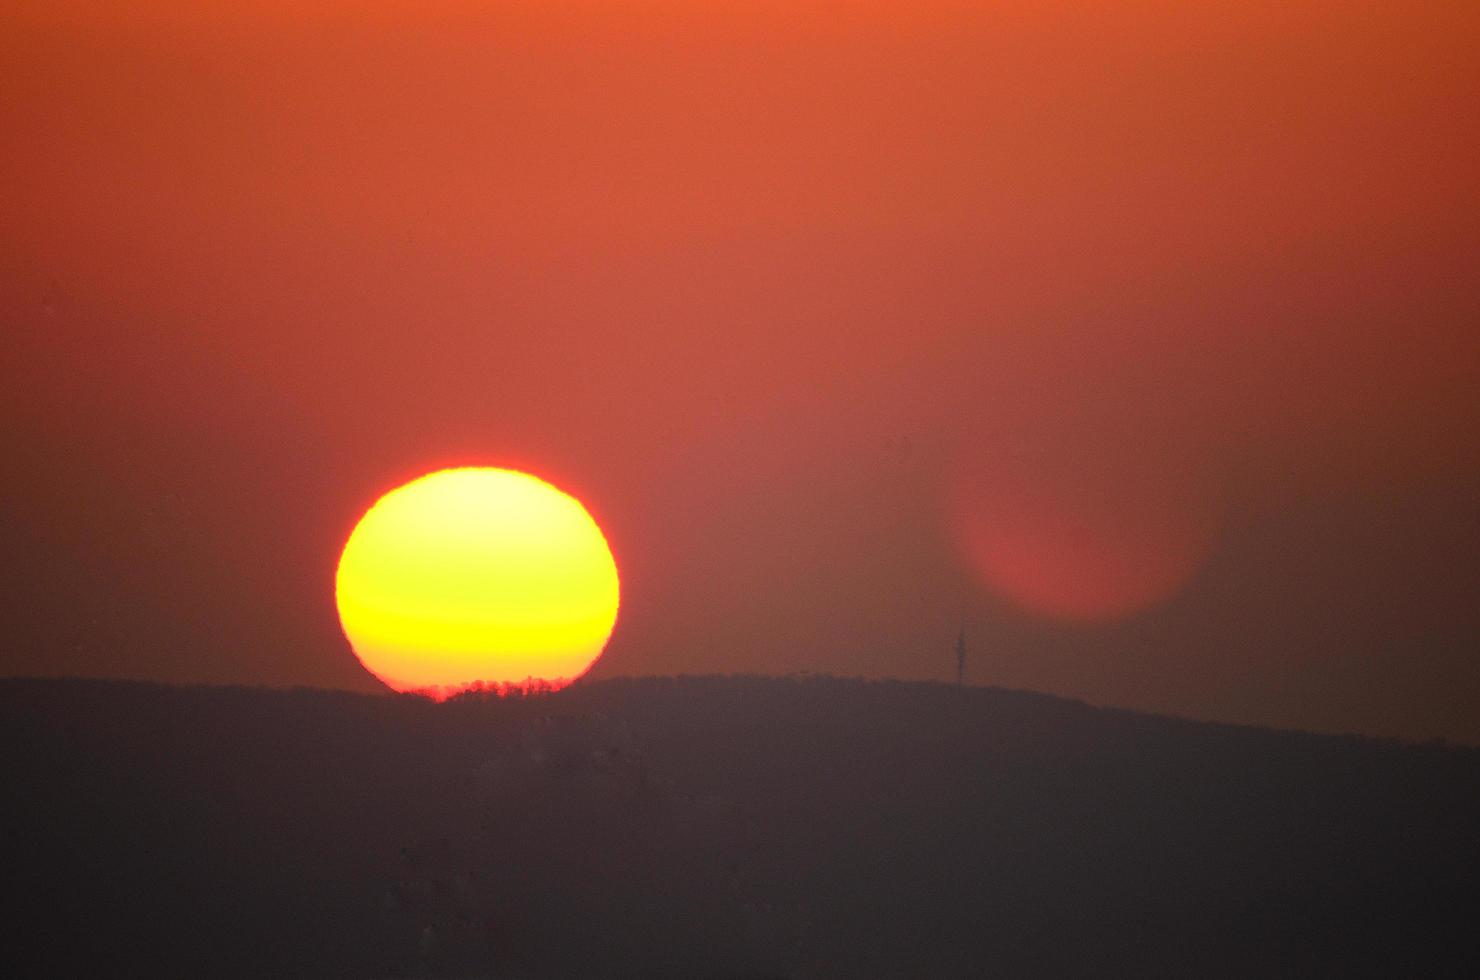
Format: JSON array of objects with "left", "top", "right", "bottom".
[{"left": 335, "top": 467, "right": 620, "bottom": 698}]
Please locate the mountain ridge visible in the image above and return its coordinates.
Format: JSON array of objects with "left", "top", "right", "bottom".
[{"left": 4, "top": 673, "right": 1477, "bottom": 978}]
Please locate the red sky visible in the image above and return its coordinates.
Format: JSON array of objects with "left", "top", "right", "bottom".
[{"left": 3, "top": 1, "right": 1478, "bottom": 740}]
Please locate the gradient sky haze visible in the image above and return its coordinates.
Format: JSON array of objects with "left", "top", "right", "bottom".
[{"left": 3, "top": 1, "right": 1477, "bottom": 740}]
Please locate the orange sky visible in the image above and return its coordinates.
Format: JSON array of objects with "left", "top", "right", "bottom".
[{"left": 3, "top": 2, "right": 1478, "bottom": 740}]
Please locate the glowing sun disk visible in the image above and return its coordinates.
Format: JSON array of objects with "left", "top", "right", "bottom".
[{"left": 335, "top": 468, "right": 619, "bottom": 697}]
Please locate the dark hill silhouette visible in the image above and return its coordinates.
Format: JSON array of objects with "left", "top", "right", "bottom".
[{"left": 3, "top": 675, "right": 1477, "bottom": 978}]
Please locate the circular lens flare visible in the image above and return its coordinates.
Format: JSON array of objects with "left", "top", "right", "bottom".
[
  {"left": 951, "top": 430, "right": 1220, "bottom": 622},
  {"left": 335, "top": 467, "right": 620, "bottom": 698}
]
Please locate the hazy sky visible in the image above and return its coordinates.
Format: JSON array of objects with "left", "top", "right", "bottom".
[{"left": 3, "top": 2, "right": 1477, "bottom": 741}]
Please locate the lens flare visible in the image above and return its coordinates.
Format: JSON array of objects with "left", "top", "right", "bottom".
[{"left": 951, "top": 430, "right": 1220, "bottom": 622}]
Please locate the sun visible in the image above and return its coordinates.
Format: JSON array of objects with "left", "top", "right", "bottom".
[{"left": 335, "top": 467, "right": 620, "bottom": 698}]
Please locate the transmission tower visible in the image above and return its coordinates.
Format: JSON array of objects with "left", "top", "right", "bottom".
[{"left": 955, "top": 625, "right": 967, "bottom": 687}]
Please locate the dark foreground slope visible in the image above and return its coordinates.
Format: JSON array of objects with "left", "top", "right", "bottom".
[{"left": 3, "top": 676, "right": 1478, "bottom": 979}]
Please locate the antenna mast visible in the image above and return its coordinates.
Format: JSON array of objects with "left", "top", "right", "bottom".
[{"left": 955, "top": 625, "right": 966, "bottom": 687}]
